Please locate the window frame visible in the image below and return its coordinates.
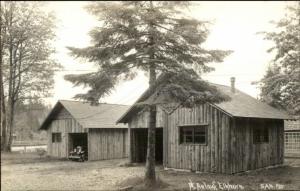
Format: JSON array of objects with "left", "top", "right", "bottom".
[
  {"left": 253, "top": 126, "right": 269, "bottom": 144},
  {"left": 52, "top": 133, "right": 62, "bottom": 143},
  {"left": 178, "top": 124, "right": 208, "bottom": 145}
]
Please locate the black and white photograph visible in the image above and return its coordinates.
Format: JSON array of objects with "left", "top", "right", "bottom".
[{"left": 1, "top": 1, "right": 299, "bottom": 191}]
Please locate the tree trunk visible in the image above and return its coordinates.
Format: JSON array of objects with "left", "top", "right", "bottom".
[
  {"left": 0, "top": 40, "right": 7, "bottom": 151},
  {"left": 4, "top": 2, "right": 15, "bottom": 152},
  {"left": 6, "top": 98, "right": 14, "bottom": 152},
  {"left": 0, "top": 1, "right": 9, "bottom": 151},
  {"left": 0, "top": 1, "right": 4, "bottom": 148},
  {"left": 0, "top": 100, "right": 7, "bottom": 151},
  {"left": 0, "top": 29, "right": 7, "bottom": 150},
  {"left": 145, "top": 1, "right": 157, "bottom": 185},
  {"left": 145, "top": 65, "right": 157, "bottom": 186}
]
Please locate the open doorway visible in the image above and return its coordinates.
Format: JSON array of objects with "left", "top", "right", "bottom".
[
  {"left": 155, "top": 128, "right": 163, "bottom": 163},
  {"left": 69, "top": 133, "right": 88, "bottom": 159},
  {"left": 132, "top": 128, "right": 163, "bottom": 163}
]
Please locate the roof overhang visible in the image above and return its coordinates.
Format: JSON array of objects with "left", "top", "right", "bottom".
[{"left": 39, "top": 101, "right": 63, "bottom": 130}]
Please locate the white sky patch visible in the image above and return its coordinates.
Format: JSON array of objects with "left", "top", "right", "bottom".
[{"left": 43, "top": 1, "right": 292, "bottom": 106}]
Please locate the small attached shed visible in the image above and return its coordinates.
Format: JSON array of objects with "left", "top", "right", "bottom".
[
  {"left": 117, "top": 78, "right": 291, "bottom": 174},
  {"left": 40, "top": 100, "right": 130, "bottom": 161},
  {"left": 284, "top": 120, "right": 300, "bottom": 157}
]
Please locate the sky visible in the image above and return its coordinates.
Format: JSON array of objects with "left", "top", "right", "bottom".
[{"left": 43, "top": 1, "right": 293, "bottom": 106}]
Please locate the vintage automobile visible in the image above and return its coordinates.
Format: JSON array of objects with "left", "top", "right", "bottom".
[{"left": 68, "top": 146, "right": 86, "bottom": 162}]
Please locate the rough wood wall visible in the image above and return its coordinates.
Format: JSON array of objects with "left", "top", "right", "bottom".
[
  {"left": 47, "top": 107, "right": 128, "bottom": 161},
  {"left": 47, "top": 119, "right": 86, "bottom": 158},
  {"left": 232, "top": 118, "right": 284, "bottom": 173},
  {"left": 88, "top": 128, "right": 128, "bottom": 161},
  {"left": 47, "top": 108, "right": 87, "bottom": 158},
  {"left": 285, "top": 120, "right": 300, "bottom": 131},
  {"left": 165, "top": 103, "right": 232, "bottom": 173},
  {"left": 164, "top": 103, "right": 284, "bottom": 174},
  {"left": 129, "top": 107, "right": 164, "bottom": 128}
]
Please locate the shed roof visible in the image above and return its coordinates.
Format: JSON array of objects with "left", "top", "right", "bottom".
[
  {"left": 117, "top": 82, "right": 291, "bottom": 123},
  {"left": 40, "top": 100, "right": 130, "bottom": 130}
]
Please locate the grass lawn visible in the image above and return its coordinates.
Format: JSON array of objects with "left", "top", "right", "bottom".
[{"left": 1, "top": 152, "right": 300, "bottom": 191}]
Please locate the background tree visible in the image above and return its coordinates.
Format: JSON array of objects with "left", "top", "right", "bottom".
[
  {"left": 65, "top": 1, "right": 231, "bottom": 186},
  {"left": 0, "top": 0, "right": 7, "bottom": 150},
  {"left": 0, "top": 1, "right": 60, "bottom": 151},
  {"left": 13, "top": 98, "right": 50, "bottom": 142},
  {"left": 257, "top": 2, "right": 300, "bottom": 117}
]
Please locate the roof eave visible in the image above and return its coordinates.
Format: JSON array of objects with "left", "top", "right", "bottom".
[
  {"left": 232, "top": 115, "right": 293, "bottom": 120},
  {"left": 39, "top": 101, "right": 62, "bottom": 130},
  {"left": 116, "top": 105, "right": 135, "bottom": 124}
]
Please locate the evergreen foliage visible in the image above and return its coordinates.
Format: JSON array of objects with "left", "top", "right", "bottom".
[
  {"left": 257, "top": 3, "right": 300, "bottom": 116},
  {"left": 65, "top": 1, "right": 232, "bottom": 104},
  {"left": 65, "top": 1, "right": 232, "bottom": 185}
]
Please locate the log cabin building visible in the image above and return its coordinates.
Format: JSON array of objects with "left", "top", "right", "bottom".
[
  {"left": 117, "top": 77, "right": 291, "bottom": 174},
  {"left": 39, "top": 100, "right": 130, "bottom": 161}
]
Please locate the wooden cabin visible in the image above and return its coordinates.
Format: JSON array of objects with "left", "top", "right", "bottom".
[
  {"left": 117, "top": 78, "right": 291, "bottom": 174},
  {"left": 284, "top": 120, "right": 300, "bottom": 157},
  {"left": 39, "top": 100, "right": 130, "bottom": 161}
]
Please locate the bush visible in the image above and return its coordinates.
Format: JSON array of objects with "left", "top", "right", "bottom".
[{"left": 36, "top": 148, "right": 46, "bottom": 158}]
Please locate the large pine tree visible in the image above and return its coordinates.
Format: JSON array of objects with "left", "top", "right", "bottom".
[
  {"left": 258, "top": 2, "right": 300, "bottom": 117},
  {"left": 65, "top": 1, "right": 231, "bottom": 186}
]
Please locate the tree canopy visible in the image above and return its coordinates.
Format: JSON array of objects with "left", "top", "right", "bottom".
[
  {"left": 257, "top": 3, "right": 300, "bottom": 116},
  {"left": 0, "top": 1, "right": 60, "bottom": 151},
  {"left": 65, "top": 1, "right": 232, "bottom": 104},
  {"left": 137, "top": 71, "right": 231, "bottom": 107},
  {"left": 64, "top": 1, "right": 232, "bottom": 185},
  {"left": 1, "top": 1, "right": 60, "bottom": 100}
]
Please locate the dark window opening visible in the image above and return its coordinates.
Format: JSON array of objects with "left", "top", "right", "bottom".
[
  {"left": 253, "top": 127, "right": 269, "bottom": 143},
  {"left": 52, "top": 133, "right": 62, "bottom": 143},
  {"left": 179, "top": 125, "right": 207, "bottom": 145}
]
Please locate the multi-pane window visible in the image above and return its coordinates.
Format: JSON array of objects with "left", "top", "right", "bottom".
[
  {"left": 179, "top": 125, "right": 207, "bottom": 144},
  {"left": 285, "top": 132, "right": 300, "bottom": 153},
  {"left": 52, "top": 133, "right": 62, "bottom": 143},
  {"left": 253, "top": 127, "right": 269, "bottom": 143}
]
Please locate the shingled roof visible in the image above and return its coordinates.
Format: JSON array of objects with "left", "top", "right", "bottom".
[
  {"left": 117, "top": 82, "right": 291, "bottom": 123},
  {"left": 40, "top": 100, "right": 130, "bottom": 130},
  {"left": 212, "top": 83, "right": 290, "bottom": 119}
]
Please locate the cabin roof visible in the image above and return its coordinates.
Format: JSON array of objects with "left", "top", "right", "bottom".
[
  {"left": 212, "top": 83, "right": 290, "bottom": 119},
  {"left": 117, "top": 82, "right": 291, "bottom": 123},
  {"left": 40, "top": 100, "right": 130, "bottom": 130}
]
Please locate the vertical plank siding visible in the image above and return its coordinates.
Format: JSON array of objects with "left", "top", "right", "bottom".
[
  {"left": 128, "top": 107, "right": 164, "bottom": 128},
  {"left": 47, "top": 118, "right": 86, "bottom": 158},
  {"left": 230, "top": 118, "right": 284, "bottom": 173},
  {"left": 163, "top": 103, "right": 284, "bottom": 174},
  {"left": 47, "top": 107, "right": 128, "bottom": 161},
  {"left": 88, "top": 129, "right": 128, "bottom": 161},
  {"left": 165, "top": 103, "right": 232, "bottom": 174}
]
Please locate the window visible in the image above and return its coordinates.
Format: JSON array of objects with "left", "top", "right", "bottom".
[
  {"left": 52, "top": 133, "right": 62, "bottom": 143},
  {"left": 179, "top": 125, "right": 207, "bottom": 144},
  {"left": 253, "top": 127, "right": 269, "bottom": 144},
  {"left": 285, "top": 132, "right": 300, "bottom": 152}
]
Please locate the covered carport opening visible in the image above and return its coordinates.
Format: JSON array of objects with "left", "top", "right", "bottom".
[
  {"left": 68, "top": 133, "right": 88, "bottom": 159},
  {"left": 131, "top": 128, "right": 163, "bottom": 164}
]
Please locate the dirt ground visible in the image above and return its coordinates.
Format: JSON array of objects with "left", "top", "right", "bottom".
[{"left": 1, "top": 152, "right": 300, "bottom": 191}]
